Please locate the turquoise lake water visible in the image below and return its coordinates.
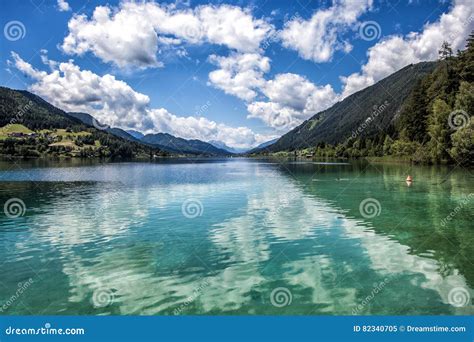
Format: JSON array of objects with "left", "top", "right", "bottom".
[{"left": 0, "top": 158, "right": 473, "bottom": 315}]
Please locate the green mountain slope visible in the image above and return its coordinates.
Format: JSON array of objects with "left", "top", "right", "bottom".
[
  {"left": 253, "top": 33, "right": 473, "bottom": 166},
  {"left": 126, "top": 130, "right": 145, "bottom": 140},
  {"left": 263, "top": 61, "right": 437, "bottom": 152},
  {"left": 246, "top": 138, "right": 279, "bottom": 154},
  {"left": 0, "top": 87, "right": 166, "bottom": 158},
  {"left": 141, "top": 133, "right": 231, "bottom": 156}
]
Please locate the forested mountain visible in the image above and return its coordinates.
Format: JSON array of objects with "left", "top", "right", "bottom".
[
  {"left": 126, "top": 130, "right": 145, "bottom": 140},
  {"left": 0, "top": 88, "right": 166, "bottom": 159},
  {"left": 246, "top": 138, "right": 279, "bottom": 154},
  {"left": 257, "top": 61, "right": 436, "bottom": 151},
  {"left": 255, "top": 138, "right": 279, "bottom": 149},
  {"left": 141, "top": 133, "right": 231, "bottom": 156},
  {"left": 253, "top": 33, "right": 474, "bottom": 166},
  {"left": 1, "top": 88, "right": 82, "bottom": 130},
  {"left": 67, "top": 112, "right": 97, "bottom": 127},
  {"left": 70, "top": 112, "right": 232, "bottom": 156}
]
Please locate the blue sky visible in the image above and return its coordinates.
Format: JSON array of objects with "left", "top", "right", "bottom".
[{"left": 1, "top": 0, "right": 473, "bottom": 148}]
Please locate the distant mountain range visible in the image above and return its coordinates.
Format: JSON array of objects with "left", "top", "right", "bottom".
[
  {"left": 45, "top": 108, "right": 285, "bottom": 156},
  {"left": 207, "top": 140, "right": 249, "bottom": 154},
  {"left": 207, "top": 138, "right": 280, "bottom": 154},
  {"left": 69, "top": 113, "right": 276, "bottom": 155},
  {"left": 141, "top": 133, "right": 230, "bottom": 155},
  {"left": 126, "top": 130, "right": 145, "bottom": 140},
  {"left": 69, "top": 113, "right": 231, "bottom": 156}
]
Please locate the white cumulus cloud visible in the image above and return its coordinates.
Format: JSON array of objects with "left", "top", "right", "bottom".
[
  {"left": 61, "top": 2, "right": 273, "bottom": 68},
  {"left": 280, "top": 0, "right": 373, "bottom": 63},
  {"left": 247, "top": 73, "right": 338, "bottom": 130},
  {"left": 10, "top": 52, "right": 272, "bottom": 149},
  {"left": 57, "top": 0, "right": 71, "bottom": 12},
  {"left": 208, "top": 52, "right": 270, "bottom": 101},
  {"left": 341, "top": 0, "right": 474, "bottom": 97}
]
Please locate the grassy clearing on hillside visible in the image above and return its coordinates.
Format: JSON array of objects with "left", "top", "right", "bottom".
[
  {"left": 38, "top": 128, "right": 92, "bottom": 137},
  {"left": 0, "top": 125, "right": 92, "bottom": 140},
  {"left": 49, "top": 141, "right": 78, "bottom": 148},
  {"left": 0, "top": 124, "right": 101, "bottom": 156},
  {"left": 0, "top": 124, "right": 34, "bottom": 139}
]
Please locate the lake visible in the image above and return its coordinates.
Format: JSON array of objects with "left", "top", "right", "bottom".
[{"left": 0, "top": 158, "right": 473, "bottom": 315}]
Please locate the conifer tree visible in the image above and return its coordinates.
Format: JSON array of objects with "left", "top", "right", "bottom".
[
  {"left": 438, "top": 41, "right": 453, "bottom": 60},
  {"left": 427, "top": 98, "right": 451, "bottom": 163},
  {"left": 397, "top": 79, "right": 429, "bottom": 142},
  {"left": 454, "top": 81, "right": 474, "bottom": 115},
  {"left": 458, "top": 31, "right": 474, "bottom": 82},
  {"left": 450, "top": 121, "right": 473, "bottom": 165},
  {"left": 383, "top": 135, "right": 393, "bottom": 155}
]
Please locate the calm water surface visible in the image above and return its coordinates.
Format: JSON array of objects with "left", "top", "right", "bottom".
[{"left": 0, "top": 158, "right": 473, "bottom": 315}]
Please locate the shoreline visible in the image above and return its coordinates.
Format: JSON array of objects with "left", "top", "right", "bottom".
[{"left": 1, "top": 155, "right": 471, "bottom": 169}]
